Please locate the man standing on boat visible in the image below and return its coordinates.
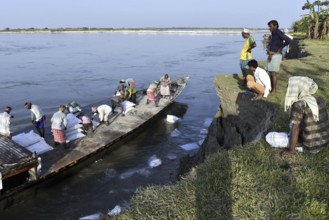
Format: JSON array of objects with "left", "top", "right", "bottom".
[
  {"left": 92, "top": 104, "right": 112, "bottom": 126},
  {"left": 25, "top": 102, "right": 46, "bottom": 138},
  {"left": 0, "top": 106, "right": 13, "bottom": 139},
  {"left": 51, "top": 105, "right": 68, "bottom": 148}
]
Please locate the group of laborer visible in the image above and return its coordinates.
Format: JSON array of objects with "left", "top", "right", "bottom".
[
  {"left": 0, "top": 74, "right": 172, "bottom": 148},
  {"left": 240, "top": 19, "right": 329, "bottom": 156}
]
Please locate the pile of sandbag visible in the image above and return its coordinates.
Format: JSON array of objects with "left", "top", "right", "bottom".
[
  {"left": 12, "top": 130, "right": 53, "bottom": 155},
  {"left": 65, "top": 113, "right": 86, "bottom": 142}
]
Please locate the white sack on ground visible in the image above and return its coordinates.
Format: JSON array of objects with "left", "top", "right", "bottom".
[
  {"left": 265, "top": 132, "right": 289, "bottom": 148},
  {"left": 265, "top": 132, "right": 303, "bottom": 152}
]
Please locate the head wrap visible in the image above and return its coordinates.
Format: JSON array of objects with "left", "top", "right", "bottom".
[
  {"left": 242, "top": 28, "right": 250, "bottom": 34},
  {"left": 91, "top": 106, "right": 97, "bottom": 113},
  {"left": 285, "top": 76, "right": 319, "bottom": 121}
]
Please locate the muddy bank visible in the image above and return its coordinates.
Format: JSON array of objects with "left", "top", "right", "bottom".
[
  {"left": 177, "top": 76, "right": 276, "bottom": 177},
  {"left": 177, "top": 38, "right": 303, "bottom": 177}
]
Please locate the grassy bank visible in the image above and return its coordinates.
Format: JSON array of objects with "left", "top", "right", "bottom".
[{"left": 110, "top": 39, "right": 329, "bottom": 219}]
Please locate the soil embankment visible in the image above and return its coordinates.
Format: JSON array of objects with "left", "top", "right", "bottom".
[{"left": 177, "top": 38, "right": 304, "bottom": 177}]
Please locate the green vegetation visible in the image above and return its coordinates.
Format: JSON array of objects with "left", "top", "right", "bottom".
[
  {"left": 293, "top": 0, "right": 329, "bottom": 39},
  {"left": 108, "top": 39, "right": 329, "bottom": 219}
]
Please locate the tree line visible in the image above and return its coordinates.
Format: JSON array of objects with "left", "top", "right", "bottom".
[{"left": 293, "top": 0, "right": 329, "bottom": 39}]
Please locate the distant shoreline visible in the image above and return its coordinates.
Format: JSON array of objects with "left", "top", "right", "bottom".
[{"left": 0, "top": 28, "right": 269, "bottom": 35}]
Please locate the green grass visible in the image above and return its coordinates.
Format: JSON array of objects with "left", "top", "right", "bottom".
[{"left": 109, "top": 39, "right": 329, "bottom": 219}]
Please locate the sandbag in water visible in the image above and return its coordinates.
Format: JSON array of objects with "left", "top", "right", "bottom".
[
  {"left": 148, "top": 155, "right": 162, "bottom": 168},
  {"left": 200, "top": 128, "right": 208, "bottom": 135},
  {"left": 180, "top": 142, "right": 199, "bottom": 151},
  {"left": 171, "top": 128, "right": 181, "bottom": 137},
  {"left": 108, "top": 205, "right": 122, "bottom": 217},
  {"left": 167, "top": 153, "right": 177, "bottom": 160},
  {"left": 166, "top": 115, "right": 180, "bottom": 123},
  {"left": 203, "top": 118, "right": 213, "bottom": 127},
  {"left": 79, "top": 212, "right": 102, "bottom": 220}
]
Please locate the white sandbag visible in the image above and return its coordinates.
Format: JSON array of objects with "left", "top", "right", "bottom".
[
  {"left": 179, "top": 142, "right": 199, "bottom": 151},
  {"left": 166, "top": 115, "right": 180, "bottom": 123},
  {"left": 266, "top": 132, "right": 304, "bottom": 153},
  {"left": 122, "top": 100, "right": 136, "bottom": 109},
  {"left": 66, "top": 128, "right": 84, "bottom": 136},
  {"left": 79, "top": 213, "right": 102, "bottom": 220},
  {"left": 171, "top": 128, "right": 181, "bottom": 137},
  {"left": 66, "top": 131, "right": 86, "bottom": 141},
  {"left": 66, "top": 123, "right": 83, "bottom": 132},
  {"left": 119, "top": 168, "right": 150, "bottom": 179},
  {"left": 26, "top": 139, "right": 53, "bottom": 155},
  {"left": 66, "top": 113, "right": 82, "bottom": 128},
  {"left": 203, "top": 118, "right": 213, "bottom": 127},
  {"left": 200, "top": 128, "right": 208, "bottom": 135},
  {"left": 148, "top": 155, "right": 162, "bottom": 168},
  {"left": 265, "top": 132, "right": 289, "bottom": 148},
  {"left": 12, "top": 130, "right": 43, "bottom": 147},
  {"left": 167, "top": 153, "right": 177, "bottom": 160},
  {"left": 108, "top": 205, "right": 122, "bottom": 217}
]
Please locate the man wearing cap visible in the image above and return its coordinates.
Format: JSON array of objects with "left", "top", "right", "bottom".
[
  {"left": 92, "top": 104, "right": 112, "bottom": 126},
  {"left": 0, "top": 106, "right": 13, "bottom": 138},
  {"left": 240, "top": 28, "right": 256, "bottom": 84},
  {"left": 267, "top": 20, "right": 292, "bottom": 93},
  {"left": 51, "top": 105, "right": 68, "bottom": 148},
  {"left": 25, "top": 102, "right": 46, "bottom": 138}
]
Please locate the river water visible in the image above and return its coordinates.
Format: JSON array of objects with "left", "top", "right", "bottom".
[{"left": 0, "top": 31, "right": 266, "bottom": 219}]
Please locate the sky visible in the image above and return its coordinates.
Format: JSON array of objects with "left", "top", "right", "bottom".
[{"left": 0, "top": 0, "right": 307, "bottom": 29}]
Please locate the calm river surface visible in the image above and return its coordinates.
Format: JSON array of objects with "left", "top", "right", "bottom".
[{"left": 0, "top": 31, "right": 266, "bottom": 219}]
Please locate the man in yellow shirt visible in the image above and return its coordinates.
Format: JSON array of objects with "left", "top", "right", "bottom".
[{"left": 240, "top": 28, "right": 256, "bottom": 84}]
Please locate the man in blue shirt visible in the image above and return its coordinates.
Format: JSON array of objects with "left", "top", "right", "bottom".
[{"left": 267, "top": 20, "right": 292, "bottom": 93}]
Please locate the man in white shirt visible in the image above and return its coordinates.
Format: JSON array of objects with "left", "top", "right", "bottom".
[
  {"left": 246, "top": 59, "right": 272, "bottom": 100},
  {"left": 0, "top": 106, "right": 13, "bottom": 138},
  {"left": 25, "top": 102, "right": 46, "bottom": 138},
  {"left": 51, "top": 105, "right": 67, "bottom": 147},
  {"left": 92, "top": 104, "right": 112, "bottom": 126}
]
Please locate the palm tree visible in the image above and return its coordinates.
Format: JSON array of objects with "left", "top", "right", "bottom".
[{"left": 302, "top": 0, "right": 329, "bottom": 39}]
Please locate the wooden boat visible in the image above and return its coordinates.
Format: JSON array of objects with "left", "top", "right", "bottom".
[{"left": 0, "top": 76, "right": 189, "bottom": 203}]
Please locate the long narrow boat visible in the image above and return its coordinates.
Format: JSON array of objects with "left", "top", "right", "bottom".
[{"left": 0, "top": 76, "right": 189, "bottom": 204}]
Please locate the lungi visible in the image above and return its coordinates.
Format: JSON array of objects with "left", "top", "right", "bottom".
[
  {"left": 52, "top": 129, "right": 66, "bottom": 144},
  {"left": 147, "top": 89, "right": 156, "bottom": 102}
]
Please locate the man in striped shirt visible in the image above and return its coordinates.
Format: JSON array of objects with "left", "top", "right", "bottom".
[{"left": 282, "top": 76, "right": 329, "bottom": 156}]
